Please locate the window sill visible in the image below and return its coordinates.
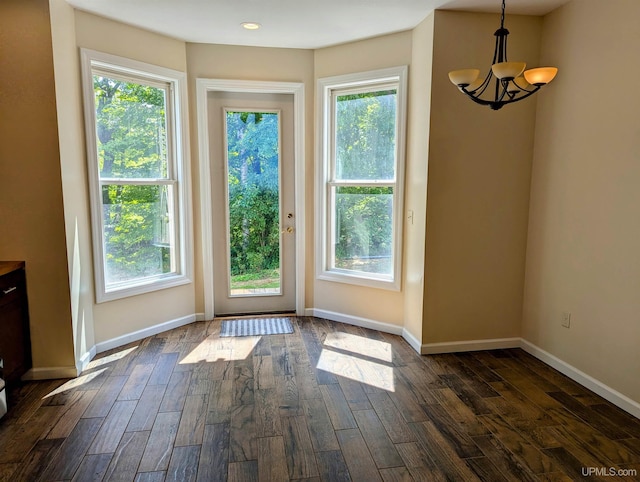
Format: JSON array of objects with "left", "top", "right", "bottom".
[
  {"left": 97, "top": 274, "right": 192, "bottom": 303},
  {"left": 317, "top": 270, "right": 400, "bottom": 292}
]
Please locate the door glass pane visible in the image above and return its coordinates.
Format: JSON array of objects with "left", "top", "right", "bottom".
[
  {"left": 333, "top": 186, "right": 393, "bottom": 276},
  {"left": 335, "top": 89, "right": 397, "bottom": 181},
  {"left": 226, "top": 111, "right": 281, "bottom": 296}
]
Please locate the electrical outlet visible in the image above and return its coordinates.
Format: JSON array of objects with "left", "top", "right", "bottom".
[{"left": 561, "top": 311, "right": 571, "bottom": 328}]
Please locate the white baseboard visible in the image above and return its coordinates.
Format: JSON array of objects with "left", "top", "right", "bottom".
[
  {"left": 77, "top": 346, "right": 97, "bottom": 373},
  {"left": 401, "top": 328, "right": 422, "bottom": 353},
  {"left": 520, "top": 339, "right": 640, "bottom": 419},
  {"left": 94, "top": 314, "right": 196, "bottom": 354},
  {"left": 305, "top": 308, "right": 404, "bottom": 336},
  {"left": 22, "top": 366, "right": 79, "bottom": 380},
  {"left": 304, "top": 310, "right": 520, "bottom": 359},
  {"left": 305, "top": 308, "right": 425, "bottom": 356},
  {"left": 421, "top": 337, "right": 521, "bottom": 355},
  {"left": 195, "top": 312, "right": 206, "bottom": 322}
]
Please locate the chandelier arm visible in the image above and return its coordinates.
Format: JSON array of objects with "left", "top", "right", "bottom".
[
  {"left": 460, "top": 83, "right": 541, "bottom": 109},
  {"left": 462, "top": 71, "right": 493, "bottom": 100},
  {"left": 502, "top": 34, "right": 508, "bottom": 62},
  {"left": 494, "top": 85, "right": 542, "bottom": 108},
  {"left": 495, "top": 80, "right": 507, "bottom": 102},
  {"left": 502, "top": 85, "right": 541, "bottom": 103},
  {"left": 507, "top": 78, "right": 539, "bottom": 94},
  {"left": 469, "top": 72, "right": 494, "bottom": 97},
  {"left": 459, "top": 91, "right": 497, "bottom": 107},
  {"left": 461, "top": 72, "right": 491, "bottom": 98},
  {"left": 491, "top": 26, "right": 510, "bottom": 65},
  {"left": 491, "top": 34, "right": 501, "bottom": 65}
]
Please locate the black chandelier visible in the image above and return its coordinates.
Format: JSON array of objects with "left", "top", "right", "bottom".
[{"left": 448, "top": 0, "right": 558, "bottom": 110}]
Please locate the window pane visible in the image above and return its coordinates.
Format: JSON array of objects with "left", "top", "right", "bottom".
[
  {"left": 225, "top": 111, "right": 282, "bottom": 296},
  {"left": 334, "top": 186, "right": 393, "bottom": 276},
  {"left": 335, "top": 90, "right": 397, "bottom": 181},
  {"left": 102, "top": 184, "right": 175, "bottom": 287},
  {"left": 93, "top": 75, "right": 168, "bottom": 179}
]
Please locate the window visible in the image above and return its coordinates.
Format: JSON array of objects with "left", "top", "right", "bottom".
[
  {"left": 317, "top": 67, "right": 407, "bottom": 290},
  {"left": 81, "top": 50, "right": 192, "bottom": 302}
]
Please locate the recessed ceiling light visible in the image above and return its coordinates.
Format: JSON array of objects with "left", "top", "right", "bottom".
[{"left": 241, "top": 22, "right": 261, "bottom": 30}]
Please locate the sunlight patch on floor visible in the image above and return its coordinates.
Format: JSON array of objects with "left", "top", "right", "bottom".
[
  {"left": 179, "top": 334, "right": 262, "bottom": 363},
  {"left": 43, "top": 368, "right": 109, "bottom": 398},
  {"left": 317, "top": 349, "right": 394, "bottom": 391},
  {"left": 323, "top": 332, "right": 393, "bottom": 362},
  {"left": 317, "top": 331, "right": 395, "bottom": 391},
  {"left": 86, "top": 346, "right": 138, "bottom": 370}
]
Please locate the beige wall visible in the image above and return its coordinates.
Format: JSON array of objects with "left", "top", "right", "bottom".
[
  {"left": 314, "top": 31, "right": 412, "bottom": 79},
  {"left": 403, "top": 14, "right": 435, "bottom": 343},
  {"left": 523, "top": 0, "right": 640, "bottom": 402},
  {"left": 0, "top": 0, "right": 75, "bottom": 370},
  {"left": 424, "top": 11, "right": 541, "bottom": 343},
  {"left": 74, "top": 11, "right": 187, "bottom": 71},
  {"left": 313, "top": 32, "right": 413, "bottom": 327},
  {"left": 185, "top": 44, "right": 315, "bottom": 313},
  {"left": 71, "top": 12, "right": 196, "bottom": 343}
]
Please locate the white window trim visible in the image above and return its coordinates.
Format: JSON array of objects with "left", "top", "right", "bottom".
[
  {"left": 316, "top": 66, "right": 408, "bottom": 291},
  {"left": 80, "top": 49, "right": 193, "bottom": 303}
]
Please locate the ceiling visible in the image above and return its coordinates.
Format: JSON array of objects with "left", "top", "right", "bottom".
[{"left": 65, "top": 0, "right": 571, "bottom": 50}]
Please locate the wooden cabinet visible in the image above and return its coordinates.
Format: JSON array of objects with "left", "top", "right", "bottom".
[{"left": 0, "top": 261, "right": 32, "bottom": 384}]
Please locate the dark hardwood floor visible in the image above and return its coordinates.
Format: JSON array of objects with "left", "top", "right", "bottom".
[{"left": 0, "top": 316, "right": 639, "bottom": 481}]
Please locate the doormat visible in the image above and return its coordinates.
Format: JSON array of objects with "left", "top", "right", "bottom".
[{"left": 220, "top": 317, "right": 294, "bottom": 337}]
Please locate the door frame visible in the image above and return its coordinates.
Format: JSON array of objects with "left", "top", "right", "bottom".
[{"left": 196, "top": 78, "right": 305, "bottom": 319}]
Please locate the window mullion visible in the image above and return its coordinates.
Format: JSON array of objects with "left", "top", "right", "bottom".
[
  {"left": 328, "top": 180, "right": 395, "bottom": 188},
  {"left": 99, "top": 178, "right": 176, "bottom": 186}
]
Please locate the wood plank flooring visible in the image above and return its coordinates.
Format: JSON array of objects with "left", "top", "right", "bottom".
[{"left": 1, "top": 316, "right": 639, "bottom": 481}]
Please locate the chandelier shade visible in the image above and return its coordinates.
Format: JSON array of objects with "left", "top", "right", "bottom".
[
  {"left": 448, "top": 0, "right": 558, "bottom": 110},
  {"left": 448, "top": 69, "right": 480, "bottom": 86},
  {"left": 524, "top": 67, "right": 558, "bottom": 85},
  {"left": 491, "top": 61, "right": 526, "bottom": 80}
]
